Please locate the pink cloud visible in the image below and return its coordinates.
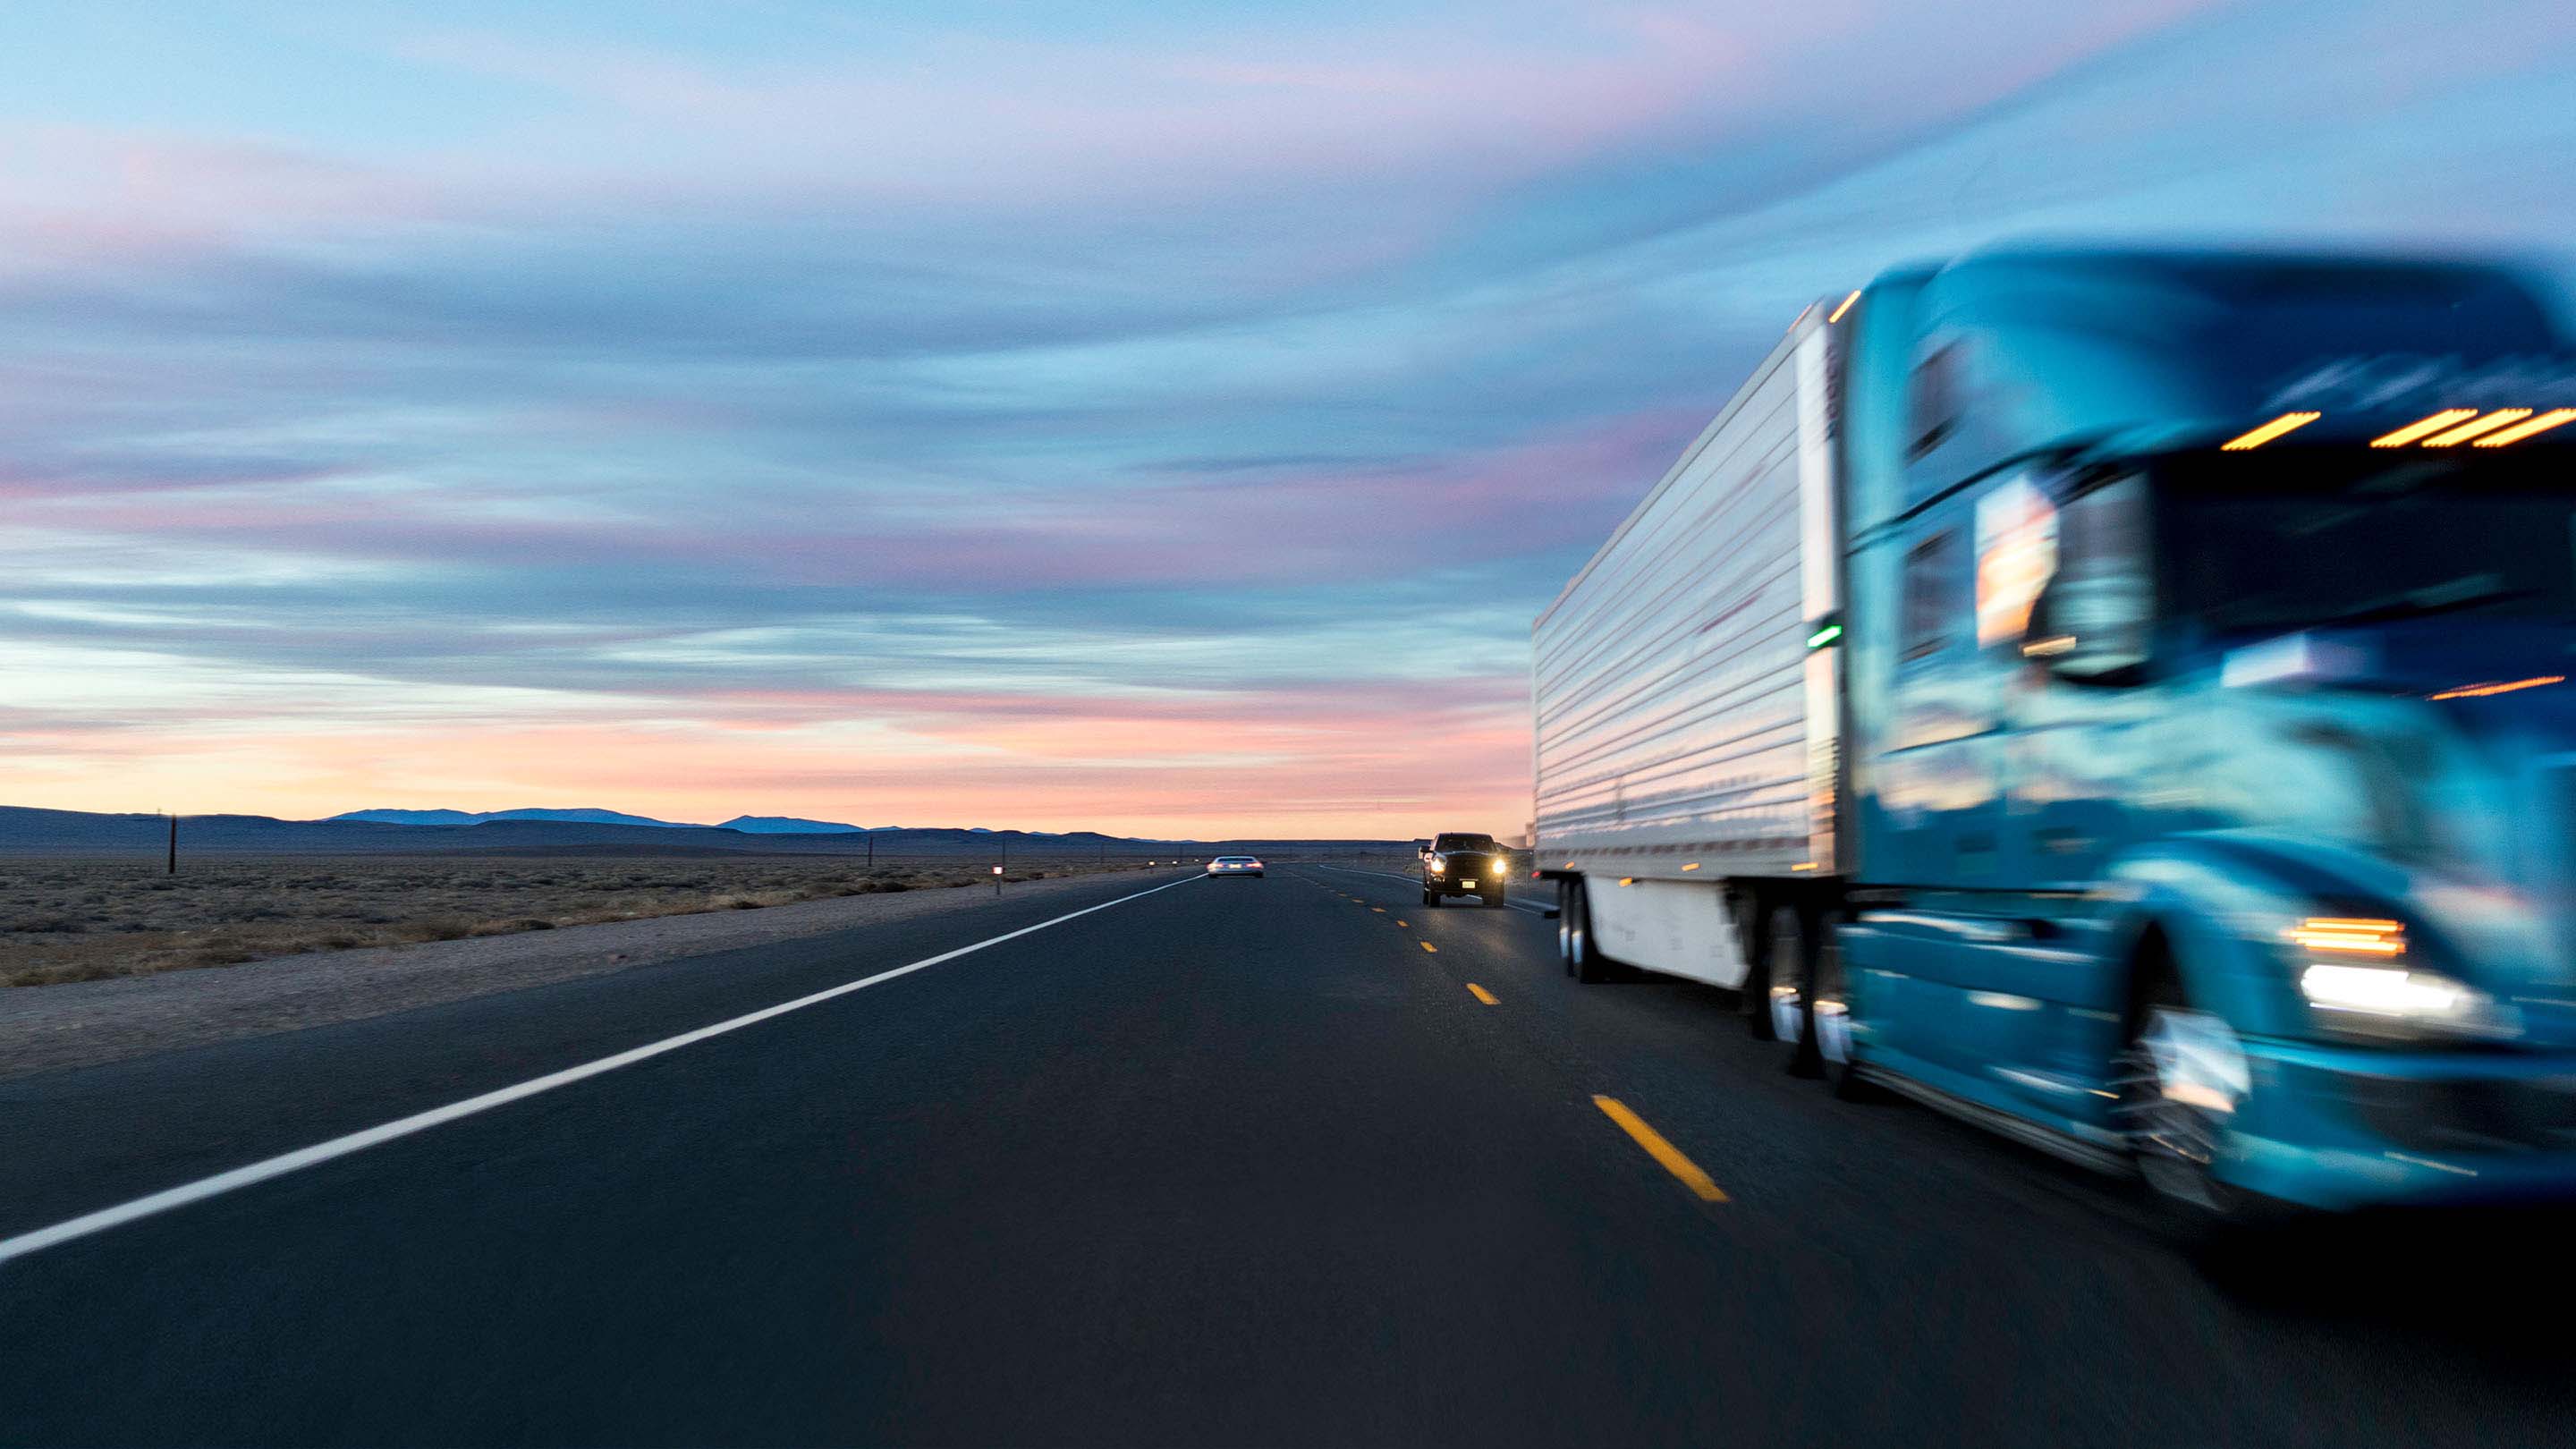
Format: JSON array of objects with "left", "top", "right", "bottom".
[
  {"left": 0, "top": 685, "right": 1535, "bottom": 840},
  {"left": 9, "top": 405, "right": 1699, "bottom": 593},
  {"left": 0, "top": 124, "right": 446, "bottom": 275}
]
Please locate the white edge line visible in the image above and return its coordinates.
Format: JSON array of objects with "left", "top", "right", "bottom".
[
  {"left": 0, "top": 872, "right": 1202, "bottom": 1269},
  {"left": 1308, "top": 863, "right": 1555, "bottom": 916}
]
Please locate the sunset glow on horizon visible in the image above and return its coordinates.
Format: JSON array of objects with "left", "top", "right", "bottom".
[{"left": 6, "top": 1, "right": 2574, "bottom": 838}]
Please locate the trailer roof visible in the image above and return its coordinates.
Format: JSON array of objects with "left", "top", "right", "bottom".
[{"left": 1533, "top": 303, "right": 1825, "bottom": 634}]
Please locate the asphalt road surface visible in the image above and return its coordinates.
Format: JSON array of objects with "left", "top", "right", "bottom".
[{"left": 4, "top": 865, "right": 2569, "bottom": 1447}]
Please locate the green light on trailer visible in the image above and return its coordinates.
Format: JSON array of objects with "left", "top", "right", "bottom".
[{"left": 1805, "top": 623, "right": 1843, "bottom": 649}]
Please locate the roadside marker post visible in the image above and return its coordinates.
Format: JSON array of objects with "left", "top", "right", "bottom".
[{"left": 992, "top": 863, "right": 1004, "bottom": 896}]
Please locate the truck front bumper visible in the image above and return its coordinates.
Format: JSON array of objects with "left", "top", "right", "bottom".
[{"left": 2228, "top": 1038, "right": 2576, "bottom": 1210}]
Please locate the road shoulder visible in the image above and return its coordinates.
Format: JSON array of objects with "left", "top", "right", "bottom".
[{"left": 0, "top": 869, "right": 1160, "bottom": 1080}]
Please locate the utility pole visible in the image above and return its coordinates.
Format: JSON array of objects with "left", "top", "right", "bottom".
[
  {"left": 866, "top": 833, "right": 874, "bottom": 869},
  {"left": 166, "top": 811, "right": 177, "bottom": 876}
]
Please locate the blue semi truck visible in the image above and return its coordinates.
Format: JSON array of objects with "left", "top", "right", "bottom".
[{"left": 1532, "top": 247, "right": 2576, "bottom": 1217}]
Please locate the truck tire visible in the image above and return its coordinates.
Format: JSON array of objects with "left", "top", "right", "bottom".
[
  {"left": 1813, "top": 911, "right": 1880, "bottom": 1100},
  {"left": 1485, "top": 883, "right": 1507, "bottom": 909},
  {"left": 2112, "top": 962, "right": 2299, "bottom": 1255},
  {"left": 2115, "top": 969, "right": 2248, "bottom": 1217},
  {"left": 1769, "top": 903, "right": 1826, "bottom": 1076},
  {"left": 1568, "top": 881, "right": 1616, "bottom": 983},
  {"left": 1737, "top": 895, "right": 1777, "bottom": 1041}
]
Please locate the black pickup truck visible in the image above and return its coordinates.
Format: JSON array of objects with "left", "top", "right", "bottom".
[{"left": 1419, "top": 832, "right": 1510, "bottom": 908}]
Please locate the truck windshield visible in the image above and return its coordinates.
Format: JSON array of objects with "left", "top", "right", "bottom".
[
  {"left": 1435, "top": 835, "right": 1497, "bottom": 852},
  {"left": 2166, "top": 454, "right": 2576, "bottom": 635}
]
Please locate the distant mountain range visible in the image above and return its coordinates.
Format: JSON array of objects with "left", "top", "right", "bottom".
[
  {"left": 333, "top": 807, "right": 715, "bottom": 829},
  {"left": 0, "top": 805, "right": 1391, "bottom": 858},
  {"left": 331, "top": 808, "right": 1081, "bottom": 835},
  {"left": 717, "top": 816, "right": 871, "bottom": 835}
]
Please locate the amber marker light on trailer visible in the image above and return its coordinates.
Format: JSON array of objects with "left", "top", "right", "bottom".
[
  {"left": 2473, "top": 408, "right": 2576, "bottom": 447},
  {"left": 2422, "top": 409, "right": 2533, "bottom": 447},
  {"left": 2370, "top": 410, "right": 2479, "bottom": 448},
  {"left": 2219, "top": 411, "right": 2321, "bottom": 451},
  {"left": 1827, "top": 290, "right": 1860, "bottom": 324}
]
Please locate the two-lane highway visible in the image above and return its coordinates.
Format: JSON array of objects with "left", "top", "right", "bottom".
[{"left": 4, "top": 864, "right": 2570, "bottom": 1446}]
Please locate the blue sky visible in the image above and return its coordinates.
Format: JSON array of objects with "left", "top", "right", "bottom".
[{"left": 4, "top": 0, "right": 2572, "bottom": 836}]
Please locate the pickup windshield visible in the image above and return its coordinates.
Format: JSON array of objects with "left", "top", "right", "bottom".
[
  {"left": 1434, "top": 835, "right": 1498, "bottom": 852},
  {"left": 2166, "top": 453, "right": 2576, "bottom": 635}
]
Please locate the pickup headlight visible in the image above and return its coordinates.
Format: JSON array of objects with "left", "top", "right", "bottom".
[{"left": 1428, "top": 859, "right": 1445, "bottom": 875}]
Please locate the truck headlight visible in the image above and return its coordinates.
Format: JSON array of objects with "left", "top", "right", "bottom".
[
  {"left": 1428, "top": 859, "right": 1445, "bottom": 875},
  {"left": 2297, "top": 962, "right": 2517, "bottom": 1042},
  {"left": 2301, "top": 963, "right": 2470, "bottom": 1017}
]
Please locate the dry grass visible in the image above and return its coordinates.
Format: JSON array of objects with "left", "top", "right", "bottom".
[{"left": 0, "top": 854, "right": 1126, "bottom": 987}]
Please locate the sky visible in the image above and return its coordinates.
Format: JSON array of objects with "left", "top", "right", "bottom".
[{"left": 4, "top": 1, "right": 2575, "bottom": 839}]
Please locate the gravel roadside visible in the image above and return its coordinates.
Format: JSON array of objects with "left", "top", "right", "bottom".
[{"left": 0, "top": 869, "right": 1167, "bottom": 1080}]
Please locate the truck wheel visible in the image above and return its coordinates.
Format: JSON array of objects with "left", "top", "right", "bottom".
[
  {"left": 2113, "top": 972, "right": 2253, "bottom": 1218},
  {"left": 1424, "top": 888, "right": 1441, "bottom": 908},
  {"left": 1769, "top": 904, "right": 1825, "bottom": 1076},
  {"left": 1486, "top": 884, "right": 1507, "bottom": 909},
  {"left": 1812, "top": 911, "right": 1878, "bottom": 1100},
  {"left": 1736, "top": 896, "right": 1777, "bottom": 1041},
  {"left": 1569, "top": 882, "right": 1614, "bottom": 983}
]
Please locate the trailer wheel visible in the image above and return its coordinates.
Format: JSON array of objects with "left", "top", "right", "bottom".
[
  {"left": 1568, "top": 881, "right": 1615, "bottom": 983},
  {"left": 1737, "top": 895, "right": 1777, "bottom": 1040}
]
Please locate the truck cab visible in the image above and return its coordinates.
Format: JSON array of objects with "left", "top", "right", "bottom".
[{"left": 1835, "top": 250, "right": 2576, "bottom": 1211}]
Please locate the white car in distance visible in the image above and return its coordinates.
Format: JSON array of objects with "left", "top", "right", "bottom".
[{"left": 1206, "top": 856, "right": 1266, "bottom": 878}]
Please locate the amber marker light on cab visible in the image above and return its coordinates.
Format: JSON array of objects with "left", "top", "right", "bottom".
[
  {"left": 2220, "top": 411, "right": 2320, "bottom": 450},
  {"left": 2421, "top": 409, "right": 2534, "bottom": 447},
  {"left": 2287, "top": 918, "right": 2405, "bottom": 956},
  {"left": 1827, "top": 290, "right": 1860, "bottom": 324},
  {"left": 2371, "top": 410, "right": 2479, "bottom": 447},
  {"left": 2473, "top": 408, "right": 2576, "bottom": 447},
  {"left": 2429, "top": 675, "right": 2564, "bottom": 700}
]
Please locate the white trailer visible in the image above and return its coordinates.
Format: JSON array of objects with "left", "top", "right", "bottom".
[{"left": 1531, "top": 305, "right": 1843, "bottom": 1011}]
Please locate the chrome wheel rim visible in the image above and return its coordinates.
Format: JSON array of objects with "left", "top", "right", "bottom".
[{"left": 2114, "top": 1006, "right": 2250, "bottom": 1210}]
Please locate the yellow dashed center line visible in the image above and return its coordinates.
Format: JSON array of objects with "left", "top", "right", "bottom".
[
  {"left": 1466, "top": 983, "right": 1498, "bottom": 1005},
  {"left": 1419, "top": 942, "right": 1436, "bottom": 953},
  {"left": 1591, "top": 1096, "right": 1728, "bottom": 1202},
  {"left": 1395, "top": 919, "right": 1408, "bottom": 928},
  {"left": 1371, "top": 907, "right": 1385, "bottom": 913}
]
